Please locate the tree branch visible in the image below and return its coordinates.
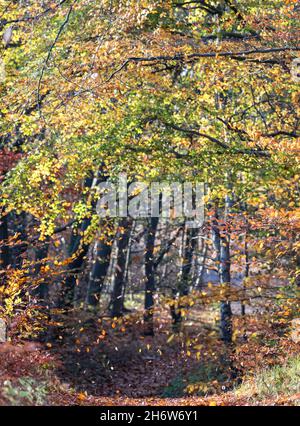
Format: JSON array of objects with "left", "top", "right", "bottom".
[
  {"left": 107, "top": 46, "right": 300, "bottom": 82},
  {"left": 0, "top": 0, "right": 68, "bottom": 29},
  {"left": 37, "top": 1, "right": 76, "bottom": 112}
]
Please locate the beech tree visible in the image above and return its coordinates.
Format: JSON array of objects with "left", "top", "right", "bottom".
[{"left": 0, "top": 1, "right": 299, "bottom": 405}]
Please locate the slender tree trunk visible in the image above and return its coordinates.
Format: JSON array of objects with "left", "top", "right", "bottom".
[
  {"left": 144, "top": 217, "right": 159, "bottom": 336},
  {"left": 180, "top": 226, "right": 197, "bottom": 296},
  {"left": 33, "top": 241, "right": 50, "bottom": 303},
  {"left": 122, "top": 220, "right": 135, "bottom": 309},
  {"left": 110, "top": 218, "right": 132, "bottom": 317},
  {"left": 212, "top": 200, "right": 232, "bottom": 344},
  {"left": 86, "top": 226, "right": 113, "bottom": 307},
  {"left": 0, "top": 211, "right": 10, "bottom": 269},
  {"left": 296, "top": 250, "right": 300, "bottom": 288},
  {"left": 62, "top": 213, "right": 92, "bottom": 307},
  {"left": 0, "top": 211, "right": 10, "bottom": 294},
  {"left": 195, "top": 237, "right": 208, "bottom": 289},
  {"left": 171, "top": 224, "right": 196, "bottom": 330},
  {"left": 241, "top": 226, "right": 249, "bottom": 316},
  {"left": 219, "top": 231, "right": 232, "bottom": 343},
  {"left": 240, "top": 201, "right": 250, "bottom": 327},
  {"left": 13, "top": 212, "right": 27, "bottom": 269}
]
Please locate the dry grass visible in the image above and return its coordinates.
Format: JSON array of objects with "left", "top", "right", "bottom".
[{"left": 234, "top": 356, "right": 300, "bottom": 405}]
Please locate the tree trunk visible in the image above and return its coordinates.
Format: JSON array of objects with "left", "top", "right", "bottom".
[
  {"left": 12, "top": 212, "right": 27, "bottom": 269},
  {"left": 86, "top": 223, "right": 113, "bottom": 307},
  {"left": 219, "top": 232, "right": 232, "bottom": 343},
  {"left": 241, "top": 227, "right": 249, "bottom": 316},
  {"left": 144, "top": 217, "right": 159, "bottom": 336},
  {"left": 195, "top": 240, "right": 208, "bottom": 289},
  {"left": 212, "top": 200, "right": 232, "bottom": 344},
  {"left": 122, "top": 220, "right": 135, "bottom": 307},
  {"left": 110, "top": 218, "right": 132, "bottom": 317},
  {"left": 33, "top": 241, "right": 50, "bottom": 303},
  {"left": 0, "top": 211, "right": 10, "bottom": 270},
  {"left": 171, "top": 224, "right": 196, "bottom": 330},
  {"left": 62, "top": 214, "right": 92, "bottom": 307}
]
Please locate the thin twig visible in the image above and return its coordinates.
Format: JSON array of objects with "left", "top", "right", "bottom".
[{"left": 37, "top": 1, "right": 76, "bottom": 114}]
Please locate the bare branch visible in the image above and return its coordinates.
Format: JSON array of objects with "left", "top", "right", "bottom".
[
  {"left": 37, "top": 1, "right": 76, "bottom": 112},
  {"left": 107, "top": 46, "right": 300, "bottom": 82}
]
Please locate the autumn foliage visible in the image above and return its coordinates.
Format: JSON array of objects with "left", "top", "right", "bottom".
[{"left": 0, "top": 0, "right": 299, "bottom": 407}]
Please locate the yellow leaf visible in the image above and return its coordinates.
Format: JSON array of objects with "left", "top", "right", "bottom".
[
  {"left": 167, "top": 334, "right": 175, "bottom": 343},
  {"left": 77, "top": 392, "right": 86, "bottom": 401}
]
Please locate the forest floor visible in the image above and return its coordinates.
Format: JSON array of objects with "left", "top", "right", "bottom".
[{"left": 0, "top": 303, "right": 299, "bottom": 406}]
